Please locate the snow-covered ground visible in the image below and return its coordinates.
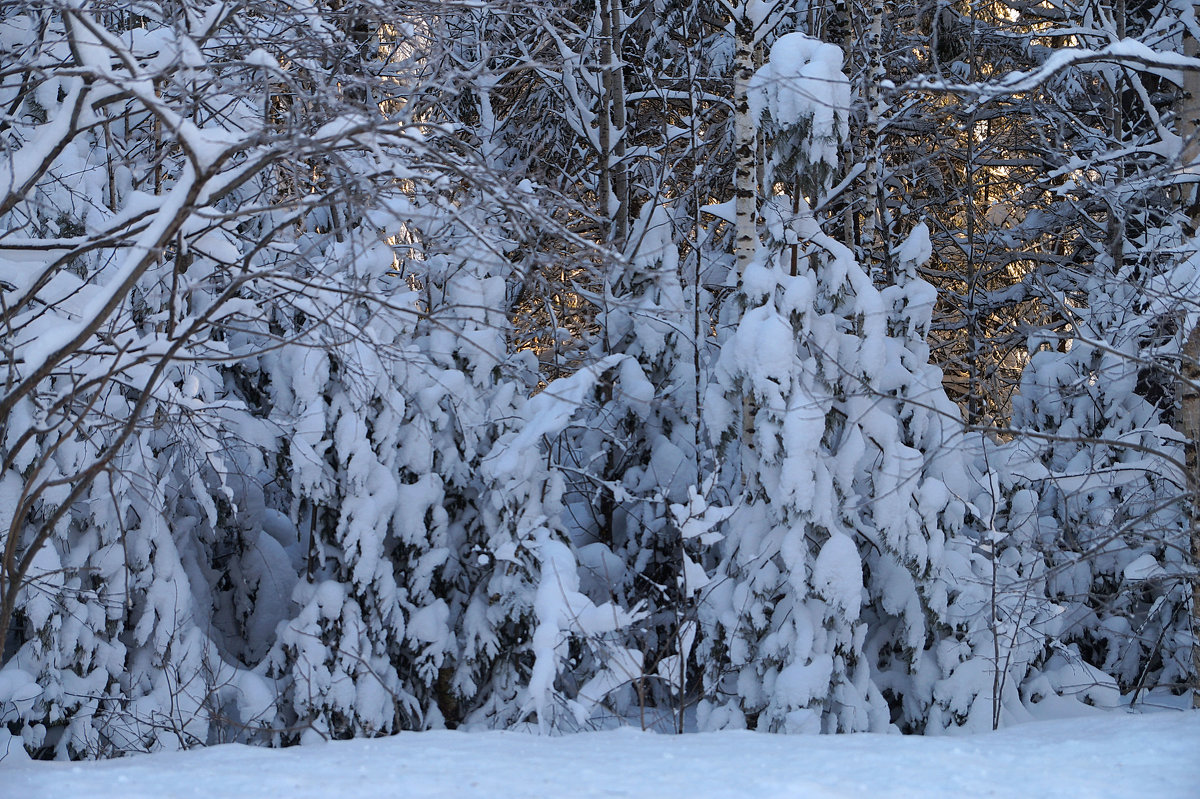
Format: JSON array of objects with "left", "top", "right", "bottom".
[{"left": 3, "top": 711, "right": 1198, "bottom": 798}]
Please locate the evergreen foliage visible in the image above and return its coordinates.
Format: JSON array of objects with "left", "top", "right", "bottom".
[{"left": 0, "top": 0, "right": 1195, "bottom": 758}]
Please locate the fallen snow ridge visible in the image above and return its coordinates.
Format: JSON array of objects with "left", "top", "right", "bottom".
[{"left": 4, "top": 711, "right": 1199, "bottom": 798}]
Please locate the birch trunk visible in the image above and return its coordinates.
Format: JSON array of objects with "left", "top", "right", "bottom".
[
  {"left": 732, "top": 4, "right": 759, "bottom": 464},
  {"left": 861, "top": 0, "right": 884, "bottom": 278},
  {"left": 733, "top": 8, "right": 757, "bottom": 276},
  {"left": 597, "top": 0, "right": 612, "bottom": 229}
]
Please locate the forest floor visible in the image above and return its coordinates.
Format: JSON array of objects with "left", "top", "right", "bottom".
[{"left": 3, "top": 709, "right": 1198, "bottom": 798}]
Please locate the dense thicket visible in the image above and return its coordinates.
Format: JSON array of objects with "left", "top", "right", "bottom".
[{"left": 0, "top": 0, "right": 1195, "bottom": 758}]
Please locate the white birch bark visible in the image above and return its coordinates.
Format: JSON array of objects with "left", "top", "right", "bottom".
[
  {"left": 861, "top": 0, "right": 884, "bottom": 277},
  {"left": 733, "top": 6, "right": 757, "bottom": 276}
]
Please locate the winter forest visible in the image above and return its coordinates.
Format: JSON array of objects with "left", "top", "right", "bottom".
[{"left": 1, "top": 0, "right": 1198, "bottom": 761}]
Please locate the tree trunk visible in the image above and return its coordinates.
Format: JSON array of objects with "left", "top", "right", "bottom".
[
  {"left": 607, "top": 0, "right": 628, "bottom": 243},
  {"left": 861, "top": 0, "right": 884, "bottom": 277},
  {"left": 1177, "top": 4, "right": 1200, "bottom": 711},
  {"left": 1180, "top": 7, "right": 1200, "bottom": 234},
  {"left": 597, "top": 0, "right": 612, "bottom": 231},
  {"left": 733, "top": 6, "right": 757, "bottom": 276},
  {"left": 1178, "top": 325, "right": 1200, "bottom": 709},
  {"left": 732, "top": 3, "right": 759, "bottom": 468},
  {"left": 1105, "top": 0, "right": 1126, "bottom": 272}
]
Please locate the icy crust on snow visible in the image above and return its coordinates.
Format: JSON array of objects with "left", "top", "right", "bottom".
[{"left": 4, "top": 712, "right": 1199, "bottom": 798}]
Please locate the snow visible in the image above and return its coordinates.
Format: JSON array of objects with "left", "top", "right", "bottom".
[
  {"left": 921, "top": 38, "right": 1200, "bottom": 100},
  {"left": 812, "top": 533, "right": 863, "bottom": 622},
  {"left": 896, "top": 223, "right": 932, "bottom": 269},
  {"left": 750, "top": 32, "right": 850, "bottom": 171},
  {"left": 483, "top": 353, "right": 626, "bottom": 476},
  {"left": 4, "top": 712, "right": 1198, "bottom": 798},
  {"left": 2, "top": 0, "right": 1197, "bottom": 773}
]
